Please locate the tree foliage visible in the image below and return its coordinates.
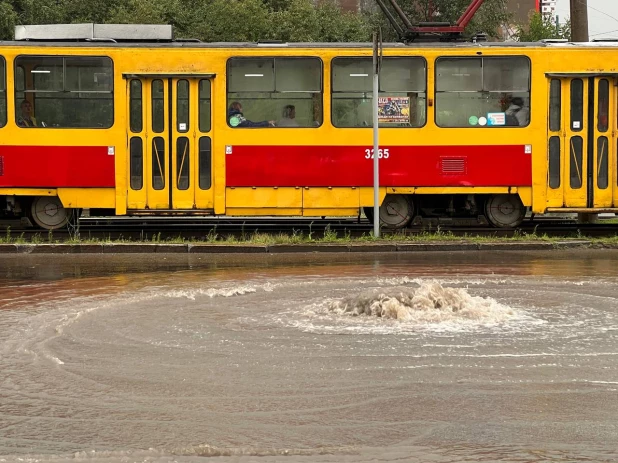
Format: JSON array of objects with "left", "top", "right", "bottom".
[
  {"left": 514, "top": 12, "right": 570, "bottom": 42},
  {"left": 0, "top": 0, "right": 510, "bottom": 43}
]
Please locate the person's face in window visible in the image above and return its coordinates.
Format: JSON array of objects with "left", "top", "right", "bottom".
[
  {"left": 290, "top": 108, "right": 296, "bottom": 119},
  {"left": 21, "top": 102, "right": 32, "bottom": 117}
]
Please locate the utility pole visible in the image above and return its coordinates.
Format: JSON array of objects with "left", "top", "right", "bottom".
[
  {"left": 570, "top": 0, "right": 589, "bottom": 42},
  {"left": 570, "top": 0, "right": 593, "bottom": 223},
  {"left": 372, "top": 31, "right": 381, "bottom": 238}
]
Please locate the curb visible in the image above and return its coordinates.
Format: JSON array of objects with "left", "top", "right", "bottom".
[
  {"left": 0, "top": 240, "right": 595, "bottom": 254},
  {"left": 189, "top": 244, "right": 268, "bottom": 253}
]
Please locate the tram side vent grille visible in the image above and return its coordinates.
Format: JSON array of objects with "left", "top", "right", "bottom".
[
  {"left": 0, "top": 156, "right": 3, "bottom": 176},
  {"left": 440, "top": 157, "right": 466, "bottom": 175}
]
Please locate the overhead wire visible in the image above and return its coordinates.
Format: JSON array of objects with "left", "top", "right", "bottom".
[
  {"left": 556, "top": 0, "right": 618, "bottom": 37},
  {"left": 590, "top": 29, "right": 618, "bottom": 37},
  {"left": 577, "top": 0, "right": 618, "bottom": 26}
]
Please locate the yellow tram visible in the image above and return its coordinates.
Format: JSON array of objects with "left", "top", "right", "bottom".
[{"left": 0, "top": 24, "right": 616, "bottom": 229}]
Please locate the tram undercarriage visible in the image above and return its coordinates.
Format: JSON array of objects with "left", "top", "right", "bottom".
[
  {"left": 0, "top": 194, "right": 526, "bottom": 230},
  {"left": 3, "top": 193, "right": 527, "bottom": 231},
  {"left": 365, "top": 193, "right": 527, "bottom": 229}
]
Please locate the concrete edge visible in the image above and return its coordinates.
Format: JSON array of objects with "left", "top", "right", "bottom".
[{"left": 0, "top": 240, "right": 597, "bottom": 254}]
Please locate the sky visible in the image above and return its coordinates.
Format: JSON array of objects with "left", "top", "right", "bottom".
[{"left": 555, "top": 0, "right": 618, "bottom": 38}]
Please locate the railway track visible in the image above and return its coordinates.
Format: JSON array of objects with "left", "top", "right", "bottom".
[{"left": 1, "top": 216, "right": 618, "bottom": 241}]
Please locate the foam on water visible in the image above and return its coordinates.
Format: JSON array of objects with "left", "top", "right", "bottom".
[
  {"left": 280, "top": 280, "right": 542, "bottom": 335},
  {"left": 328, "top": 281, "right": 512, "bottom": 322}
]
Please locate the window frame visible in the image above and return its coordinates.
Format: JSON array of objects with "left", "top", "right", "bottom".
[
  {"left": 176, "top": 79, "right": 190, "bottom": 133},
  {"left": 434, "top": 55, "right": 532, "bottom": 129},
  {"left": 597, "top": 78, "right": 609, "bottom": 133},
  {"left": 198, "top": 79, "right": 211, "bottom": 133},
  {"left": 226, "top": 56, "right": 324, "bottom": 129},
  {"left": 13, "top": 54, "right": 114, "bottom": 129},
  {"left": 570, "top": 78, "right": 584, "bottom": 133},
  {"left": 330, "top": 55, "right": 428, "bottom": 129},
  {"left": 151, "top": 78, "right": 165, "bottom": 134},
  {"left": 0, "top": 56, "right": 6, "bottom": 128},
  {"left": 129, "top": 79, "right": 143, "bottom": 133},
  {"left": 549, "top": 78, "right": 561, "bottom": 132}
]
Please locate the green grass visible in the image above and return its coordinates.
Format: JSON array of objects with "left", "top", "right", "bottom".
[{"left": 2, "top": 226, "right": 618, "bottom": 247}]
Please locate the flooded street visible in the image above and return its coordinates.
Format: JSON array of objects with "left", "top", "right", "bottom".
[{"left": 1, "top": 251, "right": 617, "bottom": 462}]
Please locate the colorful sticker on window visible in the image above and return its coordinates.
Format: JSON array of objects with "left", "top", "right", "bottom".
[
  {"left": 487, "top": 113, "right": 506, "bottom": 126},
  {"left": 378, "top": 97, "right": 410, "bottom": 123},
  {"left": 229, "top": 115, "right": 242, "bottom": 127}
]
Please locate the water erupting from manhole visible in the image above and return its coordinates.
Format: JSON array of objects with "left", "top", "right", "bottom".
[{"left": 327, "top": 281, "right": 515, "bottom": 325}]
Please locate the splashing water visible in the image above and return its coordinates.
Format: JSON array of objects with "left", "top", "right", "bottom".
[{"left": 327, "top": 281, "right": 516, "bottom": 325}]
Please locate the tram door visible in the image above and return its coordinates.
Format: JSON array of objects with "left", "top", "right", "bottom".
[
  {"left": 546, "top": 76, "right": 616, "bottom": 208},
  {"left": 126, "top": 77, "right": 214, "bottom": 211}
]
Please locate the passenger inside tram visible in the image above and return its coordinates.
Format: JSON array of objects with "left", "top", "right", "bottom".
[
  {"left": 14, "top": 56, "right": 113, "bottom": 129},
  {"left": 435, "top": 56, "right": 531, "bottom": 128},
  {"left": 227, "top": 57, "right": 322, "bottom": 128},
  {"left": 277, "top": 105, "right": 299, "bottom": 127},
  {"left": 227, "top": 101, "right": 275, "bottom": 127},
  {"left": 505, "top": 96, "right": 530, "bottom": 126},
  {"left": 16, "top": 100, "right": 38, "bottom": 127}
]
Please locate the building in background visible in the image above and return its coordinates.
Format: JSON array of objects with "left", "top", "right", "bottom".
[
  {"left": 507, "top": 0, "right": 538, "bottom": 23},
  {"left": 539, "top": 0, "right": 557, "bottom": 16},
  {"left": 339, "top": 0, "right": 360, "bottom": 12},
  {"left": 503, "top": 0, "right": 559, "bottom": 40}
]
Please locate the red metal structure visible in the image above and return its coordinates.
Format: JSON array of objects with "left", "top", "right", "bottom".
[{"left": 375, "top": 0, "right": 487, "bottom": 42}]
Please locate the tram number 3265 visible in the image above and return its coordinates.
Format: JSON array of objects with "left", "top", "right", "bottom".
[{"left": 364, "top": 148, "right": 390, "bottom": 159}]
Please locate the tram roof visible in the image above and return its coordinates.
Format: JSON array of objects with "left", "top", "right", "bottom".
[
  {"left": 2, "top": 40, "right": 618, "bottom": 49},
  {"left": 4, "top": 23, "right": 618, "bottom": 49}
]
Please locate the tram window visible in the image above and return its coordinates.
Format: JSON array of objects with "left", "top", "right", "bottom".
[
  {"left": 548, "top": 136, "right": 561, "bottom": 189},
  {"left": 570, "top": 136, "right": 583, "bottom": 189},
  {"left": 597, "top": 79, "right": 609, "bottom": 133},
  {"left": 177, "top": 137, "right": 190, "bottom": 190},
  {"left": 597, "top": 136, "right": 609, "bottom": 190},
  {"left": 549, "top": 79, "right": 561, "bottom": 132},
  {"left": 177, "top": 80, "right": 189, "bottom": 133},
  {"left": 332, "top": 57, "right": 426, "bottom": 128},
  {"left": 435, "top": 56, "right": 531, "bottom": 128},
  {"left": 227, "top": 57, "right": 322, "bottom": 128},
  {"left": 129, "top": 80, "right": 142, "bottom": 133},
  {"left": 14, "top": 65, "right": 25, "bottom": 101},
  {"left": 14, "top": 56, "right": 113, "bottom": 128},
  {"left": 130, "top": 137, "right": 143, "bottom": 190},
  {"left": 199, "top": 80, "right": 211, "bottom": 132},
  {"left": 199, "top": 137, "right": 212, "bottom": 190},
  {"left": 0, "top": 57, "right": 6, "bottom": 128},
  {"left": 570, "top": 79, "right": 584, "bottom": 132},
  {"left": 152, "top": 137, "right": 166, "bottom": 190},
  {"left": 152, "top": 79, "right": 165, "bottom": 133}
]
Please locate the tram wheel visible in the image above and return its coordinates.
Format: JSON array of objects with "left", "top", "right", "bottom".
[
  {"left": 379, "top": 194, "right": 414, "bottom": 229},
  {"left": 484, "top": 194, "right": 525, "bottom": 228},
  {"left": 30, "top": 196, "right": 73, "bottom": 230}
]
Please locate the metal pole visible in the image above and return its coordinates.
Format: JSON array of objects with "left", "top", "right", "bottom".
[
  {"left": 372, "top": 32, "right": 380, "bottom": 238},
  {"left": 556, "top": 15, "right": 559, "bottom": 36}
]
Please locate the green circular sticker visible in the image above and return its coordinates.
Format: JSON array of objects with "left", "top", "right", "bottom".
[
  {"left": 229, "top": 115, "right": 241, "bottom": 127},
  {"left": 469, "top": 116, "right": 479, "bottom": 126}
]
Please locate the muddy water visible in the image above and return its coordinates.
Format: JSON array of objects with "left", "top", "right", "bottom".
[{"left": 1, "top": 251, "right": 617, "bottom": 462}]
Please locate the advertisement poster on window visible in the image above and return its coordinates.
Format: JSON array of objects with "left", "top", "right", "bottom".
[{"left": 378, "top": 97, "right": 410, "bottom": 123}]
